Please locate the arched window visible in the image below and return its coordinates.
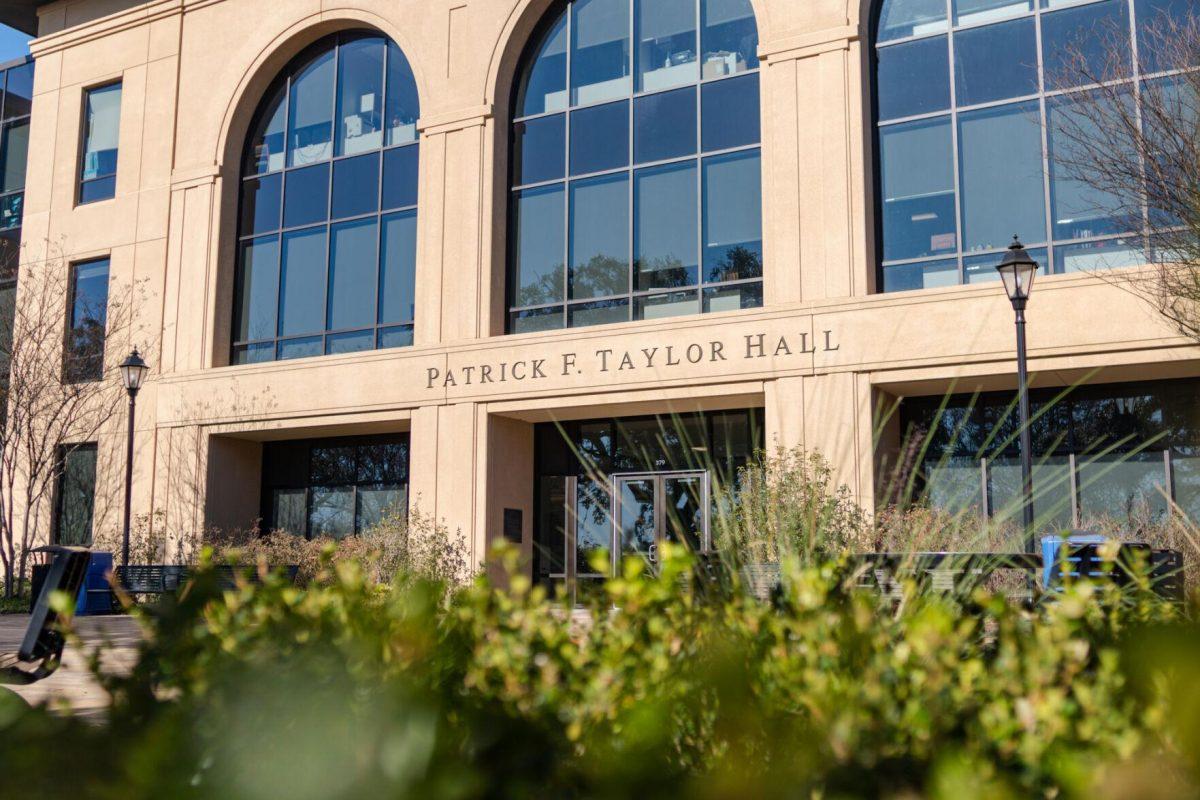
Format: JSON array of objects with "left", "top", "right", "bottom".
[
  {"left": 507, "top": 0, "right": 763, "bottom": 333},
  {"left": 874, "top": 0, "right": 1187, "bottom": 291},
  {"left": 232, "top": 31, "right": 420, "bottom": 364}
]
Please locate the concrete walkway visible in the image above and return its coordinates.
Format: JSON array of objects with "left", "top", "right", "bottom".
[{"left": 0, "top": 614, "right": 142, "bottom": 718}]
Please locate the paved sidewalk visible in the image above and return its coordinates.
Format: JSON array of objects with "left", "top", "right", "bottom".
[{"left": 0, "top": 614, "right": 142, "bottom": 718}]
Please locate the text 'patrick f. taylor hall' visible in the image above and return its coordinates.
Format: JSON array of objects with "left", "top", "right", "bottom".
[{"left": 2, "top": 0, "right": 1198, "bottom": 598}]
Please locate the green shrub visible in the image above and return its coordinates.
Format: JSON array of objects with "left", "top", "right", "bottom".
[{"left": 0, "top": 544, "right": 1195, "bottom": 799}]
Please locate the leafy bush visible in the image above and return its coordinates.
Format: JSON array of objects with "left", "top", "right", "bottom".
[{"left": 0, "top": 544, "right": 1196, "bottom": 798}]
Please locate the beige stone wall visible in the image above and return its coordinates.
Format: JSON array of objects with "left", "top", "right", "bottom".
[{"left": 15, "top": 0, "right": 1200, "bottom": 564}]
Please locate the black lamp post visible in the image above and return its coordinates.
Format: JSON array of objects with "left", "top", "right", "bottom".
[
  {"left": 118, "top": 347, "right": 149, "bottom": 567},
  {"left": 996, "top": 237, "right": 1039, "bottom": 552}
]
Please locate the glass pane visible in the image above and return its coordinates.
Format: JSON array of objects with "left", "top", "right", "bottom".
[
  {"left": 378, "top": 325, "right": 414, "bottom": 348},
  {"left": 923, "top": 457, "right": 985, "bottom": 517},
  {"left": 635, "top": 161, "right": 697, "bottom": 290},
  {"left": 380, "top": 210, "right": 417, "bottom": 324},
  {"left": 1042, "top": 0, "right": 1131, "bottom": 90},
  {"left": 513, "top": 114, "right": 566, "bottom": 185},
  {"left": 233, "top": 342, "right": 274, "bottom": 364},
  {"left": 665, "top": 475, "right": 705, "bottom": 551},
  {"left": 1047, "top": 90, "right": 1134, "bottom": 240},
  {"left": 512, "top": 306, "right": 563, "bottom": 332},
  {"left": 271, "top": 488, "right": 307, "bottom": 536},
  {"left": 882, "top": 258, "right": 959, "bottom": 291},
  {"left": 569, "top": 173, "right": 629, "bottom": 299},
  {"left": 876, "top": 36, "right": 950, "bottom": 121},
  {"left": 517, "top": 11, "right": 569, "bottom": 116},
  {"left": 877, "top": 0, "right": 948, "bottom": 41},
  {"left": 634, "top": 86, "right": 696, "bottom": 164},
  {"left": 327, "top": 329, "right": 374, "bottom": 354},
  {"left": 636, "top": 289, "right": 699, "bottom": 320},
  {"left": 702, "top": 150, "right": 762, "bottom": 282},
  {"left": 571, "top": 0, "right": 632, "bottom": 106},
  {"left": 576, "top": 478, "right": 611, "bottom": 575},
  {"left": 954, "top": 19, "right": 1038, "bottom": 107},
  {"left": 701, "top": 72, "right": 759, "bottom": 151},
  {"left": 0, "top": 119, "right": 29, "bottom": 193},
  {"left": 1, "top": 63, "right": 34, "bottom": 120},
  {"left": 328, "top": 218, "right": 377, "bottom": 331},
  {"left": 700, "top": 0, "right": 758, "bottom": 73},
  {"left": 56, "top": 447, "right": 97, "bottom": 546},
  {"left": 277, "top": 336, "right": 323, "bottom": 360},
  {"left": 279, "top": 227, "right": 327, "bottom": 336},
  {"left": 0, "top": 193, "right": 20, "bottom": 232},
  {"left": 70, "top": 259, "right": 109, "bottom": 377},
  {"left": 637, "top": 0, "right": 698, "bottom": 92},
  {"left": 964, "top": 247, "right": 1046, "bottom": 283},
  {"left": 312, "top": 445, "right": 356, "bottom": 484},
  {"left": 358, "top": 485, "right": 406, "bottom": 531},
  {"left": 1078, "top": 452, "right": 1169, "bottom": 525},
  {"left": 1136, "top": 0, "right": 1194, "bottom": 74},
  {"left": 618, "top": 478, "right": 657, "bottom": 557},
  {"left": 79, "top": 177, "right": 115, "bottom": 204},
  {"left": 0, "top": 228, "right": 17, "bottom": 270},
  {"left": 512, "top": 184, "right": 565, "bottom": 306},
  {"left": 245, "top": 81, "right": 287, "bottom": 174},
  {"left": 1054, "top": 238, "right": 1145, "bottom": 273},
  {"left": 239, "top": 173, "right": 282, "bottom": 235},
  {"left": 880, "top": 118, "right": 957, "bottom": 262},
  {"left": 953, "top": 0, "right": 1033, "bottom": 26},
  {"left": 1171, "top": 451, "right": 1200, "bottom": 523},
  {"left": 283, "top": 162, "right": 329, "bottom": 228},
  {"left": 288, "top": 47, "right": 335, "bottom": 166},
  {"left": 81, "top": 83, "right": 121, "bottom": 181},
  {"left": 959, "top": 101, "right": 1046, "bottom": 252},
  {"left": 569, "top": 298, "right": 629, "bottom": 327},
  {"left": 310, "top": 486, "right": 355, "bottom": 539},
  {"left": 988, "top": 456, "right": 1074, "bottom": 533},
  {"left": 385, "top": 41, "right": 420, "bottom": 146},
  {"left": 382, "top": 144, "right": 419, "bottom": 210},
  {"left": 336, "top": 36, "right": 385, "bottom": 156},
  {"left": 570, "top": 100, "right": 628, "bottom": 175},
  {"left": 702, "top": 281, "right": 761, "bottom": 311},
  {"left": 331, "top": 152, "right": 380, "bottom": 220},
  {"left": 358, "top": 442, "right": 408, "bottom": 483},
  {"left": 235, "top": 237, "right": 280, "bottom": 342}
]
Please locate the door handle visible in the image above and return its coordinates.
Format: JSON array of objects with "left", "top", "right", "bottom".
[{"left": 648, "top": 542, "right": 658, "bottom": 564}]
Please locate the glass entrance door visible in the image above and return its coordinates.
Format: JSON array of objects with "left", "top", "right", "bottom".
[
  {"left": 612, "top": 471, "right": 709, "bottom": 573},
  {"left": 541, "top": 471, "right": 709, "bottom": 606}
]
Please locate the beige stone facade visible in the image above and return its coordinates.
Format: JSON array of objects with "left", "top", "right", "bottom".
[{"left": 9, "top": 0, "right": 1196, "bottom": 566}]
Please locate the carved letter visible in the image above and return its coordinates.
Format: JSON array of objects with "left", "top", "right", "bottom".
[
  {"left": 774, "top": 337, "right": 792, "bottom": 357},
  {"left": 562, "top": 353, "right": 577, "bottom": 375},
  {"left": 480, "top": 365, "right": 494, "bottom": 383},
  {"left": 798, "top": 333, "right": 816, "bottom": 354},
  {"left": 710, "top": 341, "right": 727, "bottom": 361},
  {"left": 512, "top": 361, "right": 527, "bottom": 380},
  {"left": 531, "top": 359, "right": 546, "bottom": 378},
  {"left": 426, "top": 368, "right": 440, "bottom": 389},
  {"left": 666, "top": 346, "right": 681, "bottom": 366},
  {"left": 745, "top": 334, "right": 766, "bottom": 358},
  {"left": 641, "top": 347, "right": 658, "bottom": 367},
  {"left": 596, "top": 349, "right": 613, "bottom": 372},
  {"left": 823, "top": 330, "right": 840, "bottom": 352},
  {"left": 686, "top": 343, "right": 703, "bottom": 363},
  {"left": 461, "top": 366, "right": 475, "bottom": 385}
]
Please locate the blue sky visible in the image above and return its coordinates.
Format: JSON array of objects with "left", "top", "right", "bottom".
[{"left": 0, "top": 25, "right": 31, "bottom": 65}]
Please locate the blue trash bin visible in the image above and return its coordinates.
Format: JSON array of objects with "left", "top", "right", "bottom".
[{"left": 74, "top": 551, "right": 114, "bottom": 615}]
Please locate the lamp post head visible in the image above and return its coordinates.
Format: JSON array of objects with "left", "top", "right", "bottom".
[
  {"left": 119, "top": 347, "right": 149, "bottom": 396},
  {"left": 996, "top": 235, "right": 1039, "bottom": 308}
]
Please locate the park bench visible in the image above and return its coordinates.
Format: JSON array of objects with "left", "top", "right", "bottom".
[
  {"left": 0, "top": 546, "right": 91, "bottom": 685},
  {"left": 115, "top": 564, "right": 299, "bottom": 599}
]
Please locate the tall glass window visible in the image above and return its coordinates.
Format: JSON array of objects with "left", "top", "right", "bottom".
[
  {"left": 874, "top": 0, "right": 1193, "bottom": 291},
  {"left": 79, "top": 82, "right": 122, "bottom": 204},
  {"left": 233, "top": 31, "right": 420, "bottom": 365},
  {"left": 508, "top": 0, "right": 762, "bottom": 333},
  {"left": 261, "top": 433, "right": 409, "bottom": 539},
  {"left": 0, "top": 58, "right": 34, "bottom": 389},
  {"left": 54, "top": 444, "right": 98, "bottom": 546},
  {"left": 65, "top": 258, "right": 110, "bottom": 383}
]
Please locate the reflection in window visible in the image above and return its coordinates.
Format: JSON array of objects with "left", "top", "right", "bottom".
[
  {"left": 79, "top": 82, "right": 122, "bottom": 204},
  {"left": 509, "top": 0, "right": 761, "bottom": 332},
  {"left": 899, "top": 379, "right": 1200, "bottom": 532},
  {"left": 261, "top": 434, "right": 409, "bottom": 539},
  {"left": 54, "top": 444, "right": 97, "bottom": 546},
  {"left": 874, "top": 0, "right": 1191, "bottom": 291},
  {"left": 232, "top": 32, "right": 420, "bottom": 364},
  {"left": 0, "top": 58, "right": 32, "bottom": 284},
  {"left": 65, "top": 259, "right": 110, "bottom": 383}
]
